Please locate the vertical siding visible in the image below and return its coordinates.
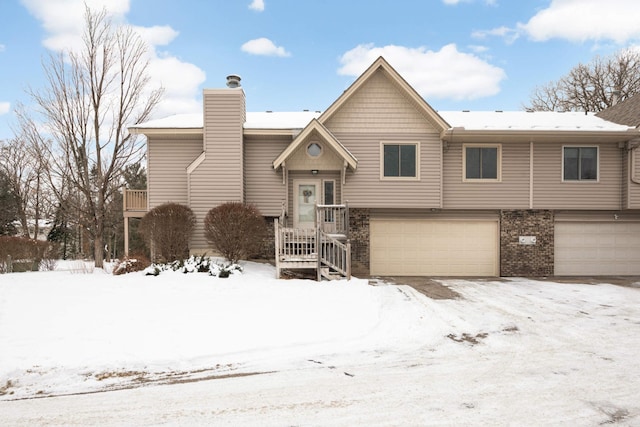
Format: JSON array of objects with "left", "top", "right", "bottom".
[
  {"left": 244, "top": 135, "right": 291, "bottom": 216},
  {"left": 146, "top": 135, "right": 203, "bottom": 209},
  {"left": 629, "top": 149, "right": 640, "bottom": 209},
  {"left": 189, "top": 88, "right": 246, "bottom": 250},
  {"left": 533, "top": 142, "right": 623, "bottom": 209},
  {"left": 443, "top": 141, "right": 530, "bottom": 209}
]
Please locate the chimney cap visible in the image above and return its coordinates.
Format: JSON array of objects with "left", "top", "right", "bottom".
[{"left": 226, "top": 74, "right": 242, "bottom": 88}]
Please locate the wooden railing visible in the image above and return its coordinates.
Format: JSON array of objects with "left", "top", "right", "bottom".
[
  {"left": 274, "top": 204, "right": 351, "bottom": 281},
  {"left": 317, "top": 203, "right": 349, "bottom": 236},
  {"left": 318, "top": 233, "right": 351, "bottom": 280},
  {"left": 123, "top": 188, "right": 148, "bottom": 212}
]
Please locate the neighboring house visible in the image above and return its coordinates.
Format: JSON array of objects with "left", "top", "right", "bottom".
[{"left": 127, "top": 57, "right": 640, "bottom": 278}]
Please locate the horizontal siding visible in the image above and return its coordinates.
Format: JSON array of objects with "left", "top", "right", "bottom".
[
  {"left": 630, "top": 149, "right": 640, "bottom": 209},
  {"left": 244, "top": 135, "right": 291, "bottom": 216},
  {"left": 147, "top": 135, "right": 202, "bottom": 209},
  {"left": 443, "top": 141, "right": 530, "bottom": 209},
  {"left": 190, "top": 89, "right": 245, "bottom": 250},
  {"left": 334, "top": 132, "right": 441, "bottom": 208},
  {"left": 325, "top": 69, "right": 432, "bottom": 134},
  {"left": 533, "top": 142, "right": 623, "bottom": 209}
]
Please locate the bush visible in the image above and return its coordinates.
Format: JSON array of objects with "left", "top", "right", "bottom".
[
  {"left": 204, "top": 202, "right": 267, "bottom": 263},
  {"left": 142, "top": 255, "right": 242, "bottom": 277},
  {"left": 0, "top": 236, "right": 56, "bottom": 273},
  {"left": 113, "top": 254, "right": 152, "bottom": 275},
  {"left": 139, "top": 203, "right": 195, "bottom": 263}
]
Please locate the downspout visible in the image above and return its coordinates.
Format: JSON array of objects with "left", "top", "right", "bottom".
[{"left": 631, "top": 144, "right": 640, "bottom": 185}]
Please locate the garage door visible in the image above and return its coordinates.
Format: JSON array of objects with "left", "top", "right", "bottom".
[
  {"left": 370, "top": 219, "right": 498, "bottom": 276},
  {"left": 555, "top": 222, "right": 640, "bottom": 275}
]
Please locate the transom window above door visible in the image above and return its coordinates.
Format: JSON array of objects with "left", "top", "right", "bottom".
[
  {"left": 381, "top": 142, "right": 419, "bottom": 180},
  {"left": 463, "top": 144, "right": 501, "bottom": 181},
  {"left": 563, "top": 146, "right": 598, "bottom": 181}
]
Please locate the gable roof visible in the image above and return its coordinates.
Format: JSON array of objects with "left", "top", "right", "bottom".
[
  {"left": 318, "top": 56, "right": 450, "bottom": 133},
  {"left": 272, "top": 118, "right": 358, "bottom": 170},
  {"left": 596, "top": 94, "right": 640, "bottom": 127}
]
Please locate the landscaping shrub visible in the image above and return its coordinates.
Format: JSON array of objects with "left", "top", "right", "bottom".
[
  {"left": 139, "top": 203, "right": 196, "bottom": 263},
  {"left": 204, "top": 202, "right": 268, "bottom": 263},
  {"left": 0, "top": 236, "right": 56, "bottom": 273},
  {"left": 113, "top": 254, "right": 152, "bottom": 275}
]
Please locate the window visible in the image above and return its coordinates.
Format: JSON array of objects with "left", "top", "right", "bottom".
[
  {"left": 307, "top": 142, "right": 322, "bottom": 157},
  {"left": 323, "top": 180, "right": 335, "bottom": 222},
  {"left": 381, "top": 143, "right": 418, "bottom": 179},
  {"left": 464, "top": 144, "right": 501, "bottom": 181},
  {"left": 563, "top": 146, "right": 598, "bottom": 181}
]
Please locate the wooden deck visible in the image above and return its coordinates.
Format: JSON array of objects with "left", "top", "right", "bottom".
[{"left": 275, "top": 204, "right": 351, "bottom": 281}]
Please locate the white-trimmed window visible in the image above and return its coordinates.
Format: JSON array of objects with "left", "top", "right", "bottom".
[
  {"left": 381, "top": 142, "right": 419, "bottom": 180},
  {"left": 563, "top": 146, "right": 598, "bottom": 181},
  {"left": 463, "top": 144, "right": 501, "bottom": 181}
]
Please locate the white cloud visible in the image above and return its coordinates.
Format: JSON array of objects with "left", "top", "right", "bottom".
[
  {"left": 0, "top": 102, "right": 10, "bottom": 115},
  {"left": 248, "top": 0, "right": 265, "bottom": 12},
  {"left": 338, "top": 44, "right": 506, "bottom": 101},
  {"left": 468, "top": 44, "right": 489, "bottom": 53},
  {"left": 519, "top": 0, "right": 640, "bottom": 44},
  {"left": 0, "top": 44, "right": 5, "bottom": 52},
  {"left": 20, "top": 0, "right": 206, "bottom": 118},
  {"left": 241, "top": 38, "right": 291, "bottom": 57},
  {"left": 472, "top": 26, "right": 520, "bottom": 44},
  {"left": 442, "top": 0, "right": 497, "bottom": 5}
]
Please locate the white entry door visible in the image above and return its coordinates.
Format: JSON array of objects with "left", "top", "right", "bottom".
[{"left": 294, "top": 181, "right": 319, "bottom": 229}]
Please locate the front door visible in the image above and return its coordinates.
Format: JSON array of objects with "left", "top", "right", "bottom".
[{"left": 294, "top": 181, "right": 319, "bottom": 229}]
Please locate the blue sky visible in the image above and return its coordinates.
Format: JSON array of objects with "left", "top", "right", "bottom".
[{"left": 1, "top": 0, "right": 640, "bottom": 141}]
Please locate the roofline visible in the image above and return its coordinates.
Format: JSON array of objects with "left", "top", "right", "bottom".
[
  {"left": 318, "top": 57, "right": 450, "bottom": 132},
  {"left": 441, "top": 128, "right": 640, "bottom": 142},
  {"left": 273, "top": 118, "right": 358, "bottom": 170},
  {"left": 128, "top": 127, "right": 203, "bottom": 136}
]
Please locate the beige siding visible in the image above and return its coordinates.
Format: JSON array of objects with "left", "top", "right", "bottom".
[
  {"left": 630, "top": 149, "right": 640, "bottom": 209},
  {"left": 146, "top": 135, "right": 203, "bottom": 209},
  {"left": 443, "top": 141, "right": 530, "bottom": 209},
  {"left": 533, "top": 142, "right": 623, "bottom": 209},
  {"left": 244, "top": 135, "right": 291, "bottom": 216},
  {"left": 334, "top": 132, "right": 441, "bottom": 208},
  {"left": 189, "top": 88, "right": 246, "bottom": 250},
  {"left": 324, "top": 69, "right": 433, "bottom": 134}
]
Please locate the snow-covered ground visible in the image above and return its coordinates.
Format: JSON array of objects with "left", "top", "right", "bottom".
[{"left": 1, "top": 261, "right": 639, "bottom": 426}]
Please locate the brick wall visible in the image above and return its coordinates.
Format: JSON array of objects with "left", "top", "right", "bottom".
[
  {"left": 349, "top": 208, "right": 370, "bottom": 275},
  {"left": 500, "top": 210, "right": 554, "bottom": 276}
]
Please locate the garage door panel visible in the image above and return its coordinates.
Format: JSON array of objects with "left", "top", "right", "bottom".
[
  {"left": 370, "top": 220, "right": 498, "bottom": 276},
  {"left": 555, "top": 222, "right": 640, "bottom": 275}
]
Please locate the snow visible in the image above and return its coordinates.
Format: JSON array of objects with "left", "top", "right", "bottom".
[
  {"left": 440, "top": 110, "right": 635, "bottom": 131},
  {"left": 1, "top": 263, "right": 640, "bottom": 425},
  {"left": 130, "top": 110, "right": 636, "bottom": 133}
]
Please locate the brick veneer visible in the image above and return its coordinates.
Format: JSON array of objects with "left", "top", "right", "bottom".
[
  {"left": 500, "top": 210, "right": 554, "bottom": 276},
  {"left": 349, "top": 208, "right": 370, "bottom": 275}
]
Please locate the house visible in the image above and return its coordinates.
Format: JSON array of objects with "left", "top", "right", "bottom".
[{"left": 126, "top": 57, "right": 640, "bottom": 278}]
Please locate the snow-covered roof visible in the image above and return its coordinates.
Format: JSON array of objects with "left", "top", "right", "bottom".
[
  {"left": 439, "top": 111, "right": 635, "bottom": 132},
  {"left": 131, "top": 110, "right": 636, "bottom": 133},
  {"left": 131, "top": 111, "right": 321, "bottom": 130}
]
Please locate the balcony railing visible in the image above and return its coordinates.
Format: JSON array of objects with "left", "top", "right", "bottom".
[{"left": 123, "top": 188, "right": 148, "bottom": 213}]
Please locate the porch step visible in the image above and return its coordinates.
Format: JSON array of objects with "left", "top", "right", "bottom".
[{"left": 319, "top": 267, "right": 346, "bottom": 281}]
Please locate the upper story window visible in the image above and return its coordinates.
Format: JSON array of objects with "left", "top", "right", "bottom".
[
  {"left": 563, "top": 146, "right": 598, "bottom": 181},
  {"left": 381, "top": 142, "right": 419, "bottom": 180},
  {"left": 463, "top": 144, "right": 501, "bottom": 181},
  {"left": 307, "top": 142, "right": 322, "bottom": 157}
]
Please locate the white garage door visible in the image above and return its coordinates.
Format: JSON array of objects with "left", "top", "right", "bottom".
[
  {"left": 370, "top": 219, "right": 498, "bottom": 276},
  {"left": 555, "top": 222, "right": 640, "bottom": 275}
]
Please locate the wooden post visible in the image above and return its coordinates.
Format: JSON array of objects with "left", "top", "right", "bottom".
[
  {"left": 124, "top": 216, "right": 129, "bottom": 257},
  {"left": 274, "top": 218, "right": 280, "bottom": 279}
]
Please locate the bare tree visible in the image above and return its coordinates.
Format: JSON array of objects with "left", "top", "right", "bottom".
[
  {"left": 525, "top": 49, "right": 640, "bottom": 112},
  {"left": 28, "top": 6, "right": 163, "bottom": 268}
]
